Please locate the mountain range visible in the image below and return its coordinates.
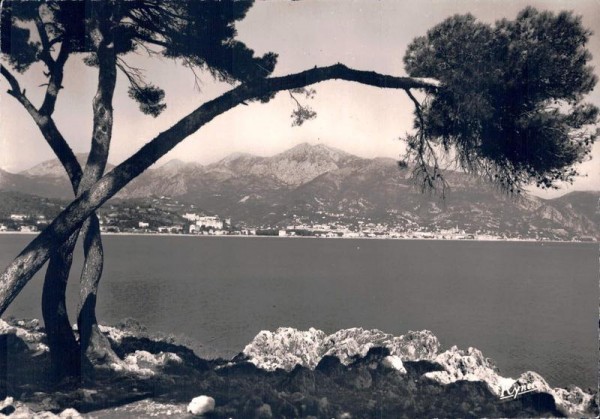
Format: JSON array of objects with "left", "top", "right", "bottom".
[{"left": 1, "top": 143, "right": 599, "bottom": 239}]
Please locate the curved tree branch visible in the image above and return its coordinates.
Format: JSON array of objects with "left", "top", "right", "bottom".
[
  {"left": 33, "top": 4, "right": 72, "bottom": 117},
  {"left": 34, "top": 12, "right": 55, "bottom": 68},
  {"left": 1, "top": 65, "right": 39, "bottom": 117},
  {"left": 1, "top": 65, "right": 82, "bottom": 190},
  {"left": 0, "top": 63, "right": 439, "bottom": 315},
  {"left": 3, "top": 60, "right": 100, "bottom": 378},
  {"left": 39, "top": 42, "right": 71, "bottom": 116}
]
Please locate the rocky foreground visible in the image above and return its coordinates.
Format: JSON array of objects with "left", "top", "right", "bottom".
[{"left": 0, "top": 319, "right": 597, "bottom": 418}]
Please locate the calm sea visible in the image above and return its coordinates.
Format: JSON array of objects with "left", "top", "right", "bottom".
[{"left": 1, "top": 235, "right": 597, "bottom": 389}]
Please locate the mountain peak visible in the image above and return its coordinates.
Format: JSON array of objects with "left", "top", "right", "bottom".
[
  {"left": 278, "top": 142, "right": 353, "bottom": 163},
  {"left": 20, "top": 153, "right": 104, "bottom": 178},
  {"left": 160, "top": 159, "right": 187, "bottom": 170},
  {"left": 217, "top": 152, "right": 256, "bottom": 165}
]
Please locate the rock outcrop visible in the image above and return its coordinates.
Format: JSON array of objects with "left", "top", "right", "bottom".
[
  {"left": 1, "top": 319, "right": 596, "bottom": 418},
  {"left": 0, "top": 397, "right": 82, "bottom": 418},
  {"left": 0, "top": 319, "right": 48, "bottom": 353},
  {"left": 424, "top": 346, "right": 596, "bottom": 417},
  {"left": 243, "top": 327, "right": 440, "bottom": 371},
  {"left": 111, "top": 350, "right": 183, "bottom": 377},
  {"left": 242, "top": 327, "right": 328, "bottom": 371},
  {"left": 244, "top": 327, "right": 597, "bottom": 417}
]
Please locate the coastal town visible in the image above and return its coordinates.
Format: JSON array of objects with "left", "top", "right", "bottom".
[{"left": 1, "top": 195, "right": 596, "bottom": 242}]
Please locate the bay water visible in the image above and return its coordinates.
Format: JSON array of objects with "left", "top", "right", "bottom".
[{"left": 1, "top": 235, "right": 597, "bottom": 388}]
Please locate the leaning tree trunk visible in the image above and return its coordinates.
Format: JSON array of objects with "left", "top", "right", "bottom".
[
  {"left": 1, "top": 58, "right": 85, "bottom": 377},
  {"left": 41, "top": 230, "right": 82, "bottom": 379}
]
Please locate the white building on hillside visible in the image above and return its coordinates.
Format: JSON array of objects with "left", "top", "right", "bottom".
[
  {"left": 194, "top": 216, "right": 224, "bottom": 230},
  {"left": 186, "top": 214, "right": 228, "bottom": 233},
  {"left": 183, "top": 213, "right": 201, "bottom": 222}
]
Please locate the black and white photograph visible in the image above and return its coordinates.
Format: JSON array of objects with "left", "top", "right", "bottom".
[{"left": 0, "top": 0, "right": 599, "bottom": 417}]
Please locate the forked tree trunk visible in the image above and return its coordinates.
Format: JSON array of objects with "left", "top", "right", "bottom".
[
  {"left": 37, "top": 2, "right": 120, "bottom": 378},
  {"left": 41, "top": 215, "right": 112, "bottom": 379},
  {"left": 73, "top": 4, "right": 120, "bottom": 370}
]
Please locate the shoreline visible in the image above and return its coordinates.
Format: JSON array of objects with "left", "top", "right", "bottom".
[
  {"left": 0, "top": 231, "right": 595, "bottom": 244},
  {"left": 1, "top": 319, "right": 597, "bottom": 418}
]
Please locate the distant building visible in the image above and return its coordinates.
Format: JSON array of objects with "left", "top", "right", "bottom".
[
  {"left": 278, "top": 230, "right": 287, "bottom": 237},
  {"left": 185, "top": 212, "right": 231, "bottom": 230},
  {"left": 10, "top": 214, "right": 27, "bottom": 221},
  {"left": 20, "top": 225, "right": 37, "bottom": 232},
  {"left": 183, "top": 213, "right": 201, "bottom": 222},
  {"left": 138, "top": 221, "right": 150, "bottom": 229},
  {"left": 159, "top": 225, "right": 183, "bottom": 234},
  {"left": 0, "top": 224, "right": 7, "bottom": 232},
  {"left": 194, "top": 216, "right": 224, "bottom": 230}
]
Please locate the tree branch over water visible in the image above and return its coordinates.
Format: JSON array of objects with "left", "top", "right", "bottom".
[{"left": 0, "top": 64, "right": 439, "bottom": 314}]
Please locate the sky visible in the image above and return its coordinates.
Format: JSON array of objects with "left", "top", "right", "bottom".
[{"left": 1, "top": 0, "right": 599, "bottom": 198}]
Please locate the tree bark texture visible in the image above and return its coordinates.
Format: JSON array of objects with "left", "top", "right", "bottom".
[
  {"left": 41, "top": 230, "right": 82, "bottom": 379},
  {"left": 74, "top": 6, "right": 119, "bottom": 368}
]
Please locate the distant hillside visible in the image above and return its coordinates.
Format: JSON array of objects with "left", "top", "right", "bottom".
[
  {"left": 18, "top": 153, "right": 116, "bottom": 179},
  {"left": 0, "top": 191, "right": 66, "bottom": 220},
  {"left": 0, "top": 168, "right": 73, "bottom": 199},
  {"left": 2, "top": 143, "right": 599, "bottom": 239}
]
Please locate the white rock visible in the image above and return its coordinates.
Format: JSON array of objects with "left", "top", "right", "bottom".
[
  {"left": 98, "top": 324, "right": 131, "bottom": 343},
  {"left": 0, "top": 319, "right": 47, "bottom": 353},
  {"left": 58, "top": 408, "right": 83, "bottom": 418},
  {"left": 0, "top": 396, "right": 14, "bottom": 410},
  {"left": 552, "top": 385, "right": 595, "bottom": 417},
  {"left": 424, "top": 346, "right": 500, "bottom": 389},
  {"left": 187, "top": 395, "right": 215, "bottom": 416},
  {"left": 242, "top": 327, "right": 327, "bottom": 371},
  {"left": 324, "top": 328, "right": 390, "bottom": 364},
  {"left": 242, "top": 327, "right": 440, "bottom": 371},
  {"left": 423, "top": 346, "right": 596, "bottom": 417},
  {"left": 387, "top": 330, "right": 440, "bottom": 361},
  {"left": 111, "top": 350, "right": 181, "bottom": 377},
  {"left": 382, "top": 355, "right": 407, "bottom": 373}
]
